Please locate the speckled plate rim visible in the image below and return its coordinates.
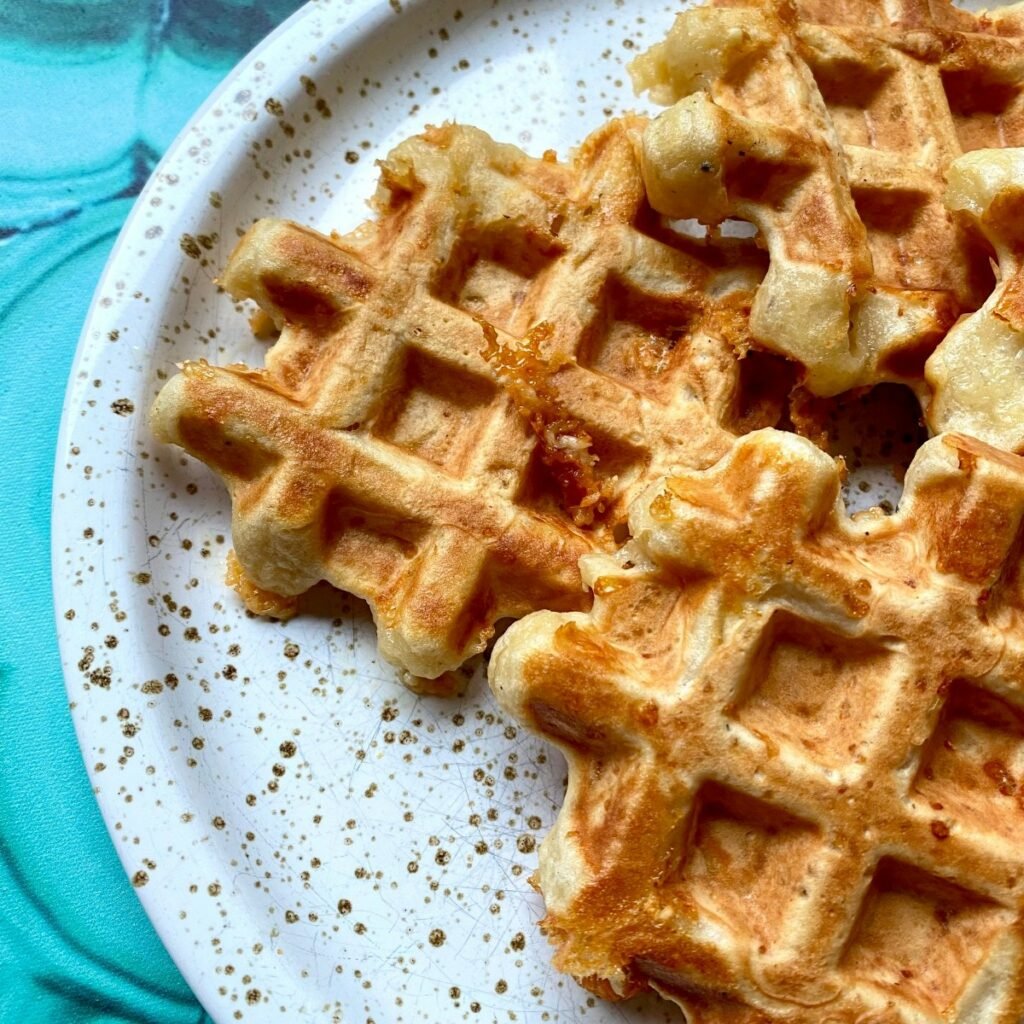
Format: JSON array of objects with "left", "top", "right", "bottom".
[{"left": 50, "top": 2, "right": 415, "bottom": 1018}]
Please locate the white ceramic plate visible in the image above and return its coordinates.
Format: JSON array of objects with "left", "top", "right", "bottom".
[{"left": 53, "top": 1, "right": 696, "bottom": 1020}]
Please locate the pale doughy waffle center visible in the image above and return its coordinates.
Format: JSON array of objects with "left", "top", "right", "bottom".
[{"left": 633, "top": 0, "right": 1024, "bottom": 395}]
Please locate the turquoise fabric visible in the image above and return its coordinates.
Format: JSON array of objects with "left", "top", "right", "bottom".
[{"left": 0, "top": 3, "right": 304, "bottom": 1019}]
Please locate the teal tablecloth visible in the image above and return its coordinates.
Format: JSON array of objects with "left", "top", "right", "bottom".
[{"left": 0, "top": 3, "right": 304, "bottom": 1019}]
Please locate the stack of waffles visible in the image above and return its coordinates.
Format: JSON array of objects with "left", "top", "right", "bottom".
[{"left": 151, "top": 0, "right": 1024, "bottom": 1019}]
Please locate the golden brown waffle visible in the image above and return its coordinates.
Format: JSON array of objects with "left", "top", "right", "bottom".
[
  {"left": 927, "top": 147, "right": 1024, "bottom": 453},
  {"left": 491, "top": 428, "right": 1024, "bottom": 1022},
  {"left": 632, "top": 0, "right": 1024, "bottom": 396},
  {"left": 151, "top": 120, "right": 774, "bottom": 685}
]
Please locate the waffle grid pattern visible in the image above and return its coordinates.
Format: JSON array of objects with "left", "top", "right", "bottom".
[
  {"left": 634, "top": 0, "right": 1024, "bottom": 395},
  {"left": 151, "top": 121, "right": 770, "bottom": 682},
  {"left": 491, "top": 429, "right": 1024, "bottom": 1022}
]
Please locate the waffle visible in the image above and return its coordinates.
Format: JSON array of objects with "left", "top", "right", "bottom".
[
  {"left": 151, "top": 120, "right": 774, "bottom": 686},
  {"left": 632, "top": 0, "right": 1024, "bottom": 397},
  {"left": 927, "top": 148, "right": 1024, "bottom": 453},
  {"left": 491, "top": 428, "right": 1024, "bottom": 1021}
]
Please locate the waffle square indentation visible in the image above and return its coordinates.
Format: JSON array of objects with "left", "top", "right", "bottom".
[
  {"left": 941, "top": 69, "right": 1023, "bottom": 152},
  {"left": 320, "top": 486, "right": 427, "bottom": 582},
  {"left": 674, "top": 783, "right": 820, "bottom": 949},
  {"left": 805, "top": 57, "right": 895, "bottom": 150},
  {"left": 842, "top": 857, "right": 1014, "bottom": 1012},
  {"left": 913, "top": 679, "right": 1024, "bottom": 844},
  {"left": 576, "top": 277, "right": 702, "bottom": 401},
  {"left": 432, "top": 228, "right": 560, "bottom": 334},
  {"left": 730, "top": 611, "right": 897, "bottom": 769},
  {"left": 372, "top": 349, "right": 497, "bottom": 474}
]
